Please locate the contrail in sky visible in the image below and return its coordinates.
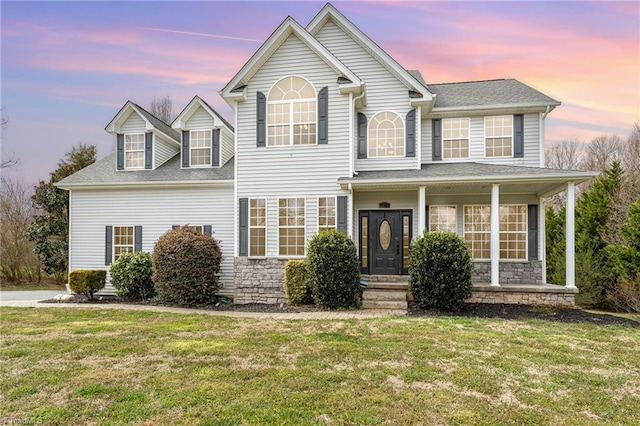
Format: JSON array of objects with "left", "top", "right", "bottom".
[{"left": 139, "top": 27, "right": 262, "bottom": 42}]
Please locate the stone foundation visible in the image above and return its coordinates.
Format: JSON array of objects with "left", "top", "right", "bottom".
[
  {"left": 234, "top": 257, "right": 287, "bottom": 304},
  {"left": 472, "top": 260, "right": 543, "bottom": 284},
  {"left": 467, "top": 284, "right": 578, "bottom": 307}
]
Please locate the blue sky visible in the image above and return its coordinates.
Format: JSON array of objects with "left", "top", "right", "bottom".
[{"left": 1, "top": 1, "right": 638, "bottom": 184}]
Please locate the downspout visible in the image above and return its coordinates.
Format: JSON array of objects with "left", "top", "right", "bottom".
[
  {"left": 348, "top": 183, "right": 354, "bottom": 238},
  {"left": 540, "top": 105, "right": 551, "bottom": 168},
  {"left": 351, "top": 83, "right": 366, "bottom": 176}
]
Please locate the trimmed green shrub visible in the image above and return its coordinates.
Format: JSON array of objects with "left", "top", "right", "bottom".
[
  {"left": 152, "top": 226, "right": 222, "bottom": 306},
  {"left": 306, "top": 229, "right": 360, "bottom": 309},
  {"left": 284, "top": 259, "right": 312, "bottom": 305},
  {"left": 109, "top": 251, "right": 154, "bottom": 301},
  {"left": 69, "top": 269, "right": 106, "bottom": 299},
  {"left": 409, "top": 231, "right": 472, "bottom": 311}
]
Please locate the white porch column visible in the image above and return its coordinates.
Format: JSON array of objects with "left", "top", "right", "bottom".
[
  {"left": 418, "top": 186, "right": 426, "bottom": 234},
  {"left": 540, "top": 197, "right": 547, "bottom": 284},
  {"left": 566, "top": 182, "right": 576, "bottom": 287},
  {"left": 491, "top": 184, "right": 500, "bottom": 286}
]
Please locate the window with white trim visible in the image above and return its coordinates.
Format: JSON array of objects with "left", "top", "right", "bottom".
[
  {"left": 429, "top": 206, "right": 457, "bottom": 233},
  {"left": 443, "top": 118, "right": 469, "bottom": 159},
  {"left": 318, "top": 197, "right": 336, "bottom": 232},
  {"left": 124, "top": 134, "right": 145, "bottom": 169},
  {"left": 278, "top": 198, "right": 305, "bottom": 256},
  {"left": 113, "top": 226, "right": 134, "bottom": 261},
  {"left": 499, "top": 205, "right": 527, "bottom": 260},
  {"left": 368, "top": 111, "right": 404, "bottom": 157},
  {"left": 190, "top": 130, "right": 212, "bottom": 166},
  {"left": 485, "top": 116, "right": 513, "bottom": 157},
  {"left": 183, "top": 225, "right": 204, "bottom": 234},
  {"left": 249, "top": 198, "right": 266, "bottom": 256},
  {"left": 464, "top": 205, "right": 491, "bottom": 260},
  {"left": 268, "top": 76, "right": 316, "bottom": 146}
]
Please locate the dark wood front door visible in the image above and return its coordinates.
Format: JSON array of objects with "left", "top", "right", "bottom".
[{"left": 360, "top": 210, "right": 412, "bottom": 275}]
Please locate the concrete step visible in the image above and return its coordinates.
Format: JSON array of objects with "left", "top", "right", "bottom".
[
  {"left": 362, "top": 300, "right": 408, "bottom": 310},
  {"left": 362, "top": 290, "right": 407, "bottom": 301},
  {"left": 365, "top": 282, "right": 409, "bottom": 291},
  {"left": 362, "top": 275, "right": 409, "bottom": 283}
]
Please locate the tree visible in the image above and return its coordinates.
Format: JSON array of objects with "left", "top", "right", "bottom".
[
  {"left": 28, "top": 144, "right": 96, "bottom": 283},
  {"left": 0, "top": 176, "right": 40, "bottom": 282},
  {"left": 150, "top": 96, "right": 174, "bottom": 123},
  {"left": 545, "top": 139, "right": 583, "bottom": 171},
  {"left": 1, "top": 108, "right": 18, "bottom": 169},
  {"left": 584, "top": 135, "right": 623, "bottom": 172}
]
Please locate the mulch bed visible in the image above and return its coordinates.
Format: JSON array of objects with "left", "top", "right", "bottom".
[{"left": 39, "top": 296, "right": 639, "bottom": 327}]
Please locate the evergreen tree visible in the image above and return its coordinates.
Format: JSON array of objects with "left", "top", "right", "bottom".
[
  {"left": 28, "top": 144, "right": 96, "bottom": 283},
  {"left": 545, "top": 205, "right": 566, "bottom": 285}
]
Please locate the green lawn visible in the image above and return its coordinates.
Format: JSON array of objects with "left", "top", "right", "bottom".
[{"left": 1, "top": 308, "right": 638, "bottom": 425}]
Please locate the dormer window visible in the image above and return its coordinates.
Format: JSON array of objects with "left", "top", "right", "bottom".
[
  {"left": 268, "top": 76, "right": 316, "bottom": 146},
  {"left": 368, "top": 111, "right": 404, "bottom": 158},
  {"left": 125, "top": 133, "right": 145, "bottom": 169},
  {"left": 190, "top": 130, "right": 212, "bottom": 166}
]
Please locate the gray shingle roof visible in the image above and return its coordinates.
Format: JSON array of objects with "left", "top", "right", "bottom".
[
  {"left": 339, "top": 162, "right": 596, "bottom": 183},
  {"left": 132, "top": 103, "right": 181, "bottom": 141},
  {"left": 56, "top": 153, "right": 233, "bottom": 187},
  {"left": 425, "top": 79, "right": 560, "bottom": 109}
]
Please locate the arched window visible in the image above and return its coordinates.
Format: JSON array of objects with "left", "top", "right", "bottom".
[
  {"left": 268, "top": 76, "right": 316, "bottom": 146},
  {"left": 368, "top": 111, "right": 404, "bottom": 157}
]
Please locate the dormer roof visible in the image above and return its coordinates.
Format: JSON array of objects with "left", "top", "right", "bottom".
[
  {"left": 220, "top": 15, "right": 362, "bottom": 104},
  {"left": 172, "top": 96, "right": 234, "bottom": 132},
  {"left": 105, "top": 101, "right": 180, "bottom": 143}
]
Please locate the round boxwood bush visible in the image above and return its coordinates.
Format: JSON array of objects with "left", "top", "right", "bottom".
[
  {"left": 152, "top": 226, "right": 222, "bottom": 306},
  {"left": 109, "top": 251, "right": 154, "bottom": 301},
  {"left": 409, "top": 231, "right": 472, "bottom": 311},
  {"left": 284, "top": 259, "right": 312, "bottom": 305},
  {"left": 306, "top": 230, "right": 360, "bottom": 309},
  {"left": 69, "top": 269, "right": 106, "bottom": 300}
]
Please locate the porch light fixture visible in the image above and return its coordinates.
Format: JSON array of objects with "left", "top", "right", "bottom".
[{"left": 379, "top": 202, "right": 391, "bottom": 208}]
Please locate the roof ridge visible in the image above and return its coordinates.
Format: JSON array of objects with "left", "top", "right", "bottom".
[{"left": 428, "top": 78, "right": 510, "bottom": 86}]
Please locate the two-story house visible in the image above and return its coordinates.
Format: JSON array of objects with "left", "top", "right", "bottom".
[{"left": 57, "top": 3, "right": 596, "bottom": 306}]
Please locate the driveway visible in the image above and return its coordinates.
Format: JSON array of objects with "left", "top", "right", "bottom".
[{"left": 0, "top": 290, "right": 66, "bottom": 302}]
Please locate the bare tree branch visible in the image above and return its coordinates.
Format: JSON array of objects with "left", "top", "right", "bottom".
[
  {"left": 149, "top": 96, "right": 175, "bottom": 124},
  {"left": 545, "top": 139, "right": 584, "bottom": 170}
]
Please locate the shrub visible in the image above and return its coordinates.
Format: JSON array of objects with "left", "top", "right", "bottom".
[
  {"left": 69, "top": 269, "right": 106, "bottom": 299},
  {"left": 152, "top": 226, "right": 222, "bottom": 306},
  {"left": 284, "top": 259, "right": 312, "bottom": 305},
  {"left": 109, "top": 251, "right": 154, "bottom": 301},
  {"left": 609, "top": 274, "right": 640, "bottom": 319},
  {"left": 409, "top": 231, "right": 472, "bottom": 311},
  {"left": 306, "top": 230, "right": 360, "bottom": 309}
]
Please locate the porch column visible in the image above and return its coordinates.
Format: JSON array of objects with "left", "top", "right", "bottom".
[
  {"left": 566, "top": 182, "right": 576, "bottom": 287},
  {"left": 491, "top": 184, "right": 500, "bottom": 286},
  {"left": 540, "top": 197, "right": 547, "bottom": 284},
  {"left": 418, "top": 186, "right": 426, "bottom": 234}
]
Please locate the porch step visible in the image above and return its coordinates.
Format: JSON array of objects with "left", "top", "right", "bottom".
[
  {"left": 366, "top": 282, "right": 408, "bottom": 291},
  {"left": 362, "top": 300, "right": 408, "bottom": 310},
  {"left": 362, "top": 286, "right": 408, "bottom": 311},
  {"left": 363, "top": 290, "right": 407, "bottom": 301},
  {"left": 362, "top": 275, "right": 409, "bottom": 283}
]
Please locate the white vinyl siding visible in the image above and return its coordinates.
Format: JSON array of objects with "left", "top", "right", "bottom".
[
  {"left": 221, "top": 128, "right": 234, "bottom": 166},
  {"left": 69, "top": 185, "right": 234, "bottom": 296},
  {"left": 421, "top": 114, "right": 541, "bottom": 167},
  {"left": 120, "top": 112, "right": 145, "bottom": 133},
  {"left": 235, "top": 33, "right": 351, "bottom": 256},
  {"left": 314, "top": 20, "right": 417, "bottom": 171},
  {"left": 154, "top": 133, "right": 180, "bottom": 169}
]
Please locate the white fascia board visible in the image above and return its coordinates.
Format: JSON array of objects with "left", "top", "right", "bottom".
[
  {"left": 171, "top": 96, "right": 202, "bottom": 129},
  {"left": 306, "top": 4, "right": 433, "bottom": 100},
  {"left": 105, "top": 101, "right": 146, "bottom": 134},
  {"left": 55, "top": 180, "right": 234, "bottom": 190},
  {"left": 221, "top": 17, "right": 360, "bottom": 101}
]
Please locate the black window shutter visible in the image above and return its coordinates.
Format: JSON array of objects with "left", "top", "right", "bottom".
[
  {"left": 134, "top": 226, "right": 142, "bottom": 252},
  {"left": 318, "top": 86, "right": 329, "bottom": 144},
  {"left": 182, "top": 131, "right": 190, "bottom": 168},
  {"left": 239, "top": 198, "right": 249, "bottom": 256},
  {"left": 514, "top": 114, "right": 524, "bottom": 158},
  {"left": 425, "top": 205, "right": 429, "bottom": 233},
  {"left": 204, "top": 225, "right": 212, "bottom": 236},
  {"left": 406, "top": 109, "right": 416, "bottom": 157},
  {"left": 432, "top": 119, "right": 442, "bottom": 161},
  {"left": 144, "top": 132, "right": 153, "bottom": 169},
  {"left": 337, "top": 196, "right": 348, "bottom": 232},
  {"left": 212, "top": 129, "right": 220, "bottom": 167},
  {"left": 105, "top": 226, "right": 113, "bottom": 265},
  {"left": 116, "top": 134, "right": 124, "bottom": 170},
  {"left": 357, "top": 112, "right": 367, "bottom": 159},
  {"left": 528, "top": 205, "right": 538, "bottom": 260},
  {"left": 172, "top": 225, "right": 179, "bottom": 230},
  {"left": 256, "top": 92, "right": 266, "bottom": 147}
]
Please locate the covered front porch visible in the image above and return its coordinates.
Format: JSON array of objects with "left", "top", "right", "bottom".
[{"left": 340, "top": 163, "right": 598, "bottom": 307}]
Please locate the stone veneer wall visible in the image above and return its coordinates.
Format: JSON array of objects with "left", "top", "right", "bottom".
[
  {"left": 472, "top": 261, "right": 543, "bottom": 284},
  {"left": 234, "top": 257, "right": 287, "bottom": 304},
  {"left": 467, "top": 284, "right": 577, "bottom": 307}
]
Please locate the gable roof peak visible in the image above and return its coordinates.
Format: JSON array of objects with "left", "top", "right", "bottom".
[
  {"left": 172, "top": 95, "right": 234, "bottom": 132},
  {"left": 104, "top": 100, "right": 180, "bottom": 142}
]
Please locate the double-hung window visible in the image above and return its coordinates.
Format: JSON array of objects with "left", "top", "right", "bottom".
[
  {"left": 463, "top": 204, "right": 527, "bottom": 260},
  {"left": 485, "top": 116, "right": 513, "bottom": 157},
  {"left": 249, "top": 198, "right": 266, "bottom": 256},
  {"left": 443, "top": 118, "right": 469, "bottom": 159},
  {"left": 190, "top": 130, "right": 212, "bottom": 166},
  {"left": 318, "top": 197, "right": 336, "bottom": 232},
  {"left": 464, "top": 205, "right": 491, "bottom": 260},
  {"left": 124, "top": 134, "right": 145, "bottom": 169},
  {"left": 268, "top": 76, "right": 316, "bottom": 146},
  {"left": 429, "top": 206, "right": 457, "bottom": 233},
  {"left": 368, "top": 111, "right": 404, "bottom": 157},
  {"left": 113, "top": 226, "right": 134, "bottom": 261},
  {"left": 278, "top": 198, "right": 305, "bottom": 256}
]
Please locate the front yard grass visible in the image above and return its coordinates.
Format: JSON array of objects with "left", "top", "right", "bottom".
[{"left": 1, "top": 308, "right": 639, "bottom": 425}]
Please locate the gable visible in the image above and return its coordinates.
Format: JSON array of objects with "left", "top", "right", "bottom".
[
  {"left": 184, "top": 106, "right": 215, "bottom": 131},
  {"left": 120, "top": 111, "right": 145, "bottom": 133}
]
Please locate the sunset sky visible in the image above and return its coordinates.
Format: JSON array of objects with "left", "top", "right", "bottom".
[{"left": 1, "top": 1, "right": 638, "bottom": 184}]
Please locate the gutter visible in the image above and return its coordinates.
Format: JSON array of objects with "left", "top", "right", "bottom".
[{"left": 55, "top": 180, "right": 234, "bottom": 190}]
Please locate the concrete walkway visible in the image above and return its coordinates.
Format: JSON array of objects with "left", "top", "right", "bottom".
[
  {"left": 0, "top": 290, "right": 64, "bottom": 301},
  {"left": 0, "top": 298, "right": 407, "bottom": 320}
]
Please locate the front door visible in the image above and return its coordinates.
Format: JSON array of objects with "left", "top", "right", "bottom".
[{"left": 360, "top": 210, "right": 412, "bottom": 275}]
